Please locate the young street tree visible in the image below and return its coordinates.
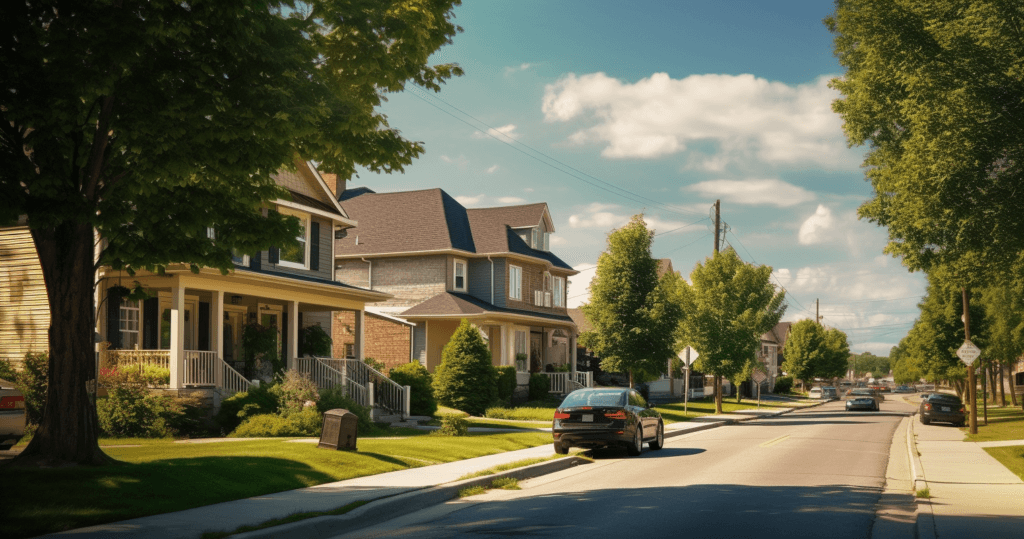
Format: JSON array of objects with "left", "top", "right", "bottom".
[
  {"left": 580, "top": 215, "right": 684, "bottom": 388},
  {"left": 0, "top": 0, "right": 463, "bottom": 465},
  {"left": 677, "top": 248, "right": 786, "bottom": 414},
  {"left": 782, "top": 320, "right": 850, "bottom": 390}
]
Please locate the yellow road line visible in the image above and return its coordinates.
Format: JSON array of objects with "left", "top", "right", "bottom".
[{"left": 760, "top": 434, "right": 791, "bottom": 448}]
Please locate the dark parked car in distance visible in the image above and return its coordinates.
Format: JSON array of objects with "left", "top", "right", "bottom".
[
  {"left": 920, "top": 393, "right": 966, "bottom": 426},
  {"left": 553, "top": 387, "right": 664, "bottom": 456},
  {"left": 0, "top": 377, "right": 26, "bottom": 450},
  {"left": 845, "top": 388, "right": 881, "bottom": 411}
]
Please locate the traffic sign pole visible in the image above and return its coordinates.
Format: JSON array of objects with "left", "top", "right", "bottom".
[{"left": 962, "top": 287, "right": 977, "bottom": 435}]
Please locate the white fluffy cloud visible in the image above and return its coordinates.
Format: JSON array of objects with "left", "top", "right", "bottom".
[
  {"left": 504, "top": 63, "right": 534, "bottom": 75},
  {"left": 498, "top": 196, "right": 526, "bottom": 204},
  {"left": 798, "top": 204, "right": 837, "bottom": 244},
  {"left": 567, "top": 263, "right": 598, "bottom": 308},
  {"left": 688, "top": 179, "right": 815, "bottom": 207},
  {"left": 455, "top": 194, "right": 486, "bottom": 207},
  {"left": 542, "top": 72, "right": 855, "bottom": 168},
  {"left": 473, "top": 123, "right": 520, "bottom": 141},
  {"left": 567, "top": 202, "right": 689, "bottom": 232},
  {"left": 486, "top": 164, "right": 500, "bottom": 174}
]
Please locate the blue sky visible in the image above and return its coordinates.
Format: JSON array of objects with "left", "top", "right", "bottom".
[{"left": 353, "top": 0, "right": 926, "bottom": 356}]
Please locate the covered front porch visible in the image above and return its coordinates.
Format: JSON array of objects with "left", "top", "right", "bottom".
[{"left": 98, "top": 266, "right": 388, "bottom": 394}]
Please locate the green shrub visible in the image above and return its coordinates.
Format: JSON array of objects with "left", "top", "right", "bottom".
[
  {"left": 495, "top": 366, "right": 517, "bottom": 403},
  {"left": 433, "top": 319, "right": 498, "bottom": 416},
  {"left": 432, "top": 413, "right": 469, "bottom": 436},
  {"left": 528, "top": 373, "right": 550, "bottom": 401},
  {"left": 363, "top": 357, "right": 387, "bottom": 373},
  {"left": 231, "top": 408, "right": 323, "bottom": 437},
  {"left": 0, "top": 358, "right": 17, "bottom": 381},
  {"left": 484, "top": 406, "right": 554, "bottom": 421},
  {"left": 774, "top": 376, "right": 794, "bottom": 394},
  {"left": 270, "top": 370, "right": 319, "bottom": 415},
  {"left": 317, "top": 385, "right": 373, "bottom": 433},
  {"left": 242, "top": 323, "right": 282, "bottom": 379},
  {"left": 157, "top": 392, "right": 210, "bottom": 438},
  {"left": 142, "top": 364, "right": 171, "bottom": 386},
  {"left": 298, "top": 324, "right": 333, "bottom": 357},
  {"left": 19, "top": 352, "right": 48, "bottom": 425},
  {"left": 215, "top": 383, "right": 280, "bottom": 433},
  {"left": 389, "top": 362, "right": 437, "bottom": 416},
  {"left": 96, "top": 370, "right": 161, "bottom": 437}
]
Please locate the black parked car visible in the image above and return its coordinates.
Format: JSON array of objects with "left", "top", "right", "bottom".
[
  {"left": 845, "top": 388, "right": 881, "bottom": 411},
  {"left": 552, "top": 387, "right": 664, "bottom": 456},
  {"left": 919, "top": 393, "right": 966, "bottom": 426}
]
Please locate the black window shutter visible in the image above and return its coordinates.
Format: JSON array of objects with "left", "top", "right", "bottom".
[
  {"left": 250, "top": 251, "right": 261, "bottom": 270},
  {"left": 198, "top": 302, "right": 210, "bottom": 351},
  {"left": 106, "top": 288, "right": 123, "bottom": 350},
  {"left": 310, "top": 221, "right": 320, "bottom": 271},
  {"left": 269, "top": 246, "right": 280, "bottom": 264},
  {"left": 143, "top": 298, "right": 159, "bottom": 349}
]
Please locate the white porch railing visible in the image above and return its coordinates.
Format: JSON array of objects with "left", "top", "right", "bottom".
[
  {"left": 549, "top": 371, "right": 595, "bottom": 394},
  {"left": 296, "top": 356, "right": 345, "bottom": 390},
  {"left": 219, "top": 359, "right": 251, "bottom": 396},
  {"left": 318, "top": 358, "right": 408, "bottom": 417},
  {"left": 102, "top": 349, "right": 171, "bottom": 370},
  {"left": 184, "top": 351, "right": 217, "bottom": 386}
]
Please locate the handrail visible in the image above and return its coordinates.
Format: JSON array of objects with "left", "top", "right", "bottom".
[
  {"left": 316, "top": 357, "right": 406, "bottom": 415},
  {"left": 220, "top": 359, "right": 251, "bottom": 396},
  {"left": 184, "top": 351, "right": 217, "bottom": 386}
]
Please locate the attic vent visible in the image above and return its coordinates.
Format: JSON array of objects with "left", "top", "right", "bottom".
[{"left": 355, "top": 235, "right": 359, "bottom": 245}]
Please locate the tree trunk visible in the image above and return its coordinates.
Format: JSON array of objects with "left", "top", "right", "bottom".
[
  {"left": 714, "top": 375, "right": 722, "bottom": 414},
  {"left": 999, "top": 361, "right": 1006, "bottom": 407},
  {"left": 13, "top": 222, "right": 111, "bottom": 466},
  {"left": 628, "top": 370, "right": 634, "bottom": 389},
  {"left": 982, "top": 363, "right": 988, "bottom": 425},
  {"left": 1010, "top": 364, "right": 1019, "bottom": 407}
]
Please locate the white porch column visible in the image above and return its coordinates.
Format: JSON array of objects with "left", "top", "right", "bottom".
[
  {"left": 169, "top": 284, "right": 185, "bottom": 389},
  {"left": 570, "top": 333, "right": 577, "bottom": 376},
  {"left": 287, "top": 300, "right": 299, "bottom": 370},
  {"left": 213, "top": 290, "right": 224, "bottom": 389},
  {"left": 355, "top": 309, "right": 365, "bottom": 361}
]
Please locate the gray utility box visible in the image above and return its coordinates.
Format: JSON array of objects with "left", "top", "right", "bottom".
[{"left": 319, "top": 409, "right": 358, "bottom": 451}]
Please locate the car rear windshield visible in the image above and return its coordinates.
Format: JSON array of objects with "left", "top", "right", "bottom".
[
  {"left": 560, "top": 390, "right": 626, "bottom": 408},
  {"left": 929, "top": 394, "right": 962, "bottom": 404},
  {"left": 849, "top": 389, "right": 874, "bottom": 396}
]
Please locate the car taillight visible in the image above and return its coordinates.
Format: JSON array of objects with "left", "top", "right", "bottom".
[
  {"left": 553, "top": 412, "right": 570, "bottom": 420},
  {"left": 959, "top": 407, "right": 966, "bottom": 413},
  {"left": 0, "top": 395, "right": 25, "bottom": 409},
  {"left": 923, "top": 403, "right": 931, "bottom": 411},
  {"left": 604, "top": 411, "right": 627, "bottom": 420}
]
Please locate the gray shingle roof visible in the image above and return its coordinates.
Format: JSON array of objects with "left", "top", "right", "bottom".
[{"left": 401, "top": 292, "right": 575, "bottom": 325}]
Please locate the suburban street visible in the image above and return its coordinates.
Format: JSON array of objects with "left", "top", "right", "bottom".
[{"left": 337, "top": 398, "right": 918, "bottom": 539}]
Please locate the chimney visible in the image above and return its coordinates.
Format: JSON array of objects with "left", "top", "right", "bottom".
[{"left": 322, "top": 173, "right": 345, "bottom": 199}]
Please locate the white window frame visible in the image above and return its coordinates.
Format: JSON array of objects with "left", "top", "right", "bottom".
[
  {"left": 531, "top": 228, "right": 539, "bottom": 249},
  {"left": 553, "top": 276, "right": 565, "bottom": 307},
  {"left": 120, "top": 298, "right": 141, "bottom": 350},
  {"left": 231, "top": 249, "right": 250, "bottom": 267},
  {"left": 277, "top": 207, "right": 310, "bottom": 270},
  {"left": 509, "top": 265, "right": 522, "bottom": 300},
  {"left": 543, "top": 232, "right": 550, "bottom": 251},
  {"left": 453, "top": 258, "right": 467, "bottom": 292}
]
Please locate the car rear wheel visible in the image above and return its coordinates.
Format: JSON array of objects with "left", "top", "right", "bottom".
[
  {"left": 921, "top": 417, "right": 930, "bottom": 425},
  {"left": 554, "top": 441, "right": 569, "bottom": 455},
  {"left": 626, "top": 426, "right": 643, "bottom": 456},
  {"left": 648, "top": 422, "right": 665, "bottom": 451}
]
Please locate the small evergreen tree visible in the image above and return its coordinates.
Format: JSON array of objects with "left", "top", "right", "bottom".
[{"left": 433, "top": 319, "right": 498, "bottom": 416}]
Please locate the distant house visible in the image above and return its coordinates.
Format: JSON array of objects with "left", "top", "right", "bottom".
[
  {"left": 0, "top": 160, "right": 390, "bottom": 400},
  {"left": 331, "top": 186, "right": 590, "bottom": 392},
  {"left": 759, "top": 321, "right": 792, "bottom": 392}
]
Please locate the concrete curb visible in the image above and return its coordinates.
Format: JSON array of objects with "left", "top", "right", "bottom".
[
  {"left": 228, "top": 455, "right": 590, "bottom": 539},
  {"left": 227, "top": 402, "right": 825, "bottom": 539},
  {"left": 904, "top": 409, "right": 937, "bottom": 539}
]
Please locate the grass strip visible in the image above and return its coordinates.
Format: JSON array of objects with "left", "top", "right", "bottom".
[
  {"left": 964, "top": 405, "right": 1024, "bottom": 442},
  {"left": 459, "top": 477, "right": 522, "bottom": 498},
  {"left": 200, "top": 500, "right": 369, "bottom": 539},
  {"left": 983, "top": 445, "right": 1024, "bottom": 481},
  {"left": 457, "top": 454, "right": 568, "bottom": 481}
]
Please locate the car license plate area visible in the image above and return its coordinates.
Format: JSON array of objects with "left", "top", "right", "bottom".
[
  {"left": 941, "top": 406, "right": 951, "bottom": 412},
  {"left": 582, "top": 414, "right": 594, "bottom": 422}
]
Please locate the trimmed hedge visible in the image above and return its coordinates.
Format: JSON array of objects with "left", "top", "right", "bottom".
[
  {"left": 495, "top": 366, "right": 517, "bottom": 403},
  {"left": 528, "top": 373, "right": 549, "bottom": 402},
  {"left": 389, "top": 362, "right": 437, "bottom": 416},
  {"left": 433, "top": 319, "right": 497, "bottom": 416},
  {"left": 215, "top": 384, "right": 280, "bottom": 433},
  {"left": 774, "top": 376, "right": 794, "bottom": 394}
]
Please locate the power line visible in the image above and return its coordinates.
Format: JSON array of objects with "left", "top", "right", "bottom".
[
  {"left": 408, "top": 88, "right": 705, "bottom": 218},
  {"left": 726, "top": 228, "right": 812, "bottom": 316}
]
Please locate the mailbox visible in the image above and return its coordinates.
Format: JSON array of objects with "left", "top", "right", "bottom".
[{"left": 319, "top": 409, "right": 358, "bottom": 451}]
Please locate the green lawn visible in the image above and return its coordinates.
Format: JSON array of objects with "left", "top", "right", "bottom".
[
  {"left": 0, "top": 431, "right": 550, "bottom": 539},
  {"left": 654, "top": 397, "right": 810, "bottom": 423},
  {"left": 484, "top": 406, "right": 556, "bottom": 421},
  {"left": 983, "top": 445, "right": 1024, "bottom": 482},
  {"left": 963, "top": 405, "right": 1024, "bottom": 442}
]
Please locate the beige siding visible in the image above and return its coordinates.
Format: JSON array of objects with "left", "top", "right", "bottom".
[{"left": 0, "top": 227, "right": 49, "bottom": 367}]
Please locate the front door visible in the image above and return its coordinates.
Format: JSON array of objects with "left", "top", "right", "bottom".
[
  {"left": 259, "top": 305, "right": 282, "bottom": 360},
  {"left": 530, "top": 332, "right": 543, "bottom": 373},
  {"left": 223, "top": 308, "right": 245, "bottom": 364}
]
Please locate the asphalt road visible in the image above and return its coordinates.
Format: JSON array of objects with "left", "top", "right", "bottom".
[{"left": 335, "top": 397, "right": 919, "bottom": 539}]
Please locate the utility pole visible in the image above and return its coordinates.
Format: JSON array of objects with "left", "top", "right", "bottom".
[
  {"left": 964, "top": 286, "right": 978, "bottom": 435},
  {"left": 713, "top": 199, "right": 721, "bottom": 254},
  {"left": 816, "top": 298, "right": 821, "bottom": 325}
]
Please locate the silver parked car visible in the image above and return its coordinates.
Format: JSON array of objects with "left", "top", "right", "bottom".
[{"left": 0, "top": 377, "right": 26, "bottom": 450}]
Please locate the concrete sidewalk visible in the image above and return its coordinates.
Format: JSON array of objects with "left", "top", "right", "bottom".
[
  {"left": 911, "top": 418, "right": 1024, "bottom": 539},
  {"left": 45, "top": 403, "right": 817, "bottom": 539}
]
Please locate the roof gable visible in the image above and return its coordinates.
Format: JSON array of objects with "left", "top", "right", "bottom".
[{"left": 271, "top": 159, "right": 349, "bottom": 219}]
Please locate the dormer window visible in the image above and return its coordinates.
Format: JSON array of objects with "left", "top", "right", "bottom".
[
  {"left": 453, "top": 259, "right": 467, "bottom": 292},
  {"left": 531, "top": 228, "right": 539, "bottom": 249},
  {"left": 543, "top": 232, "right": 550, "bottom": 251}
]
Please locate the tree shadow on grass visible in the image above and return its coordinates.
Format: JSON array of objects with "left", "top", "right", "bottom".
[{"left": 0, "top": 456, "right": 340, "bottom": 539}]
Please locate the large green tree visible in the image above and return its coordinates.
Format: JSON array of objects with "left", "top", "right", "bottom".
[
  {"left": 783, "top": 322, "right": 850, "bottom": 389},
  {"left": 677, "top": 248, "right": 786, "bottom": 413},
  {"left": 580, "top": 215, "right": 684, "bottom": 388},
  {"left": 827, "top": 1, "right": 1024, "bottom": 284},
  {"left": 0, "top": 0, "right": 462, "bottom": 465}
]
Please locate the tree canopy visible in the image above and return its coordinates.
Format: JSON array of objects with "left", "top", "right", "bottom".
[
  {"left": 677, "top": 248, "right": 786, "bottom": 413},
  {"left": 827, "top": 0, "right": 1024, "bottom": 284},
  {"left": 782, "top": 321, "right": 850, "bottom": 387},
  {"left": 580, "top": 214, "right": 684, "bottom": 387},
  {"left": 0, "top": 0, "right": 463, "bottom": 465}
]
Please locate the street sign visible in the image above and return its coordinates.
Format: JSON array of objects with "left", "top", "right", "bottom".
[
  {"left": 678, "top": 346, "right": 699, "bottom": 365},
  {"left": 957, "top": 340, "right": 981, "bottom": 366},
  {"left": 751, "top": 368, "right": 768, "bottom": 384}
]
